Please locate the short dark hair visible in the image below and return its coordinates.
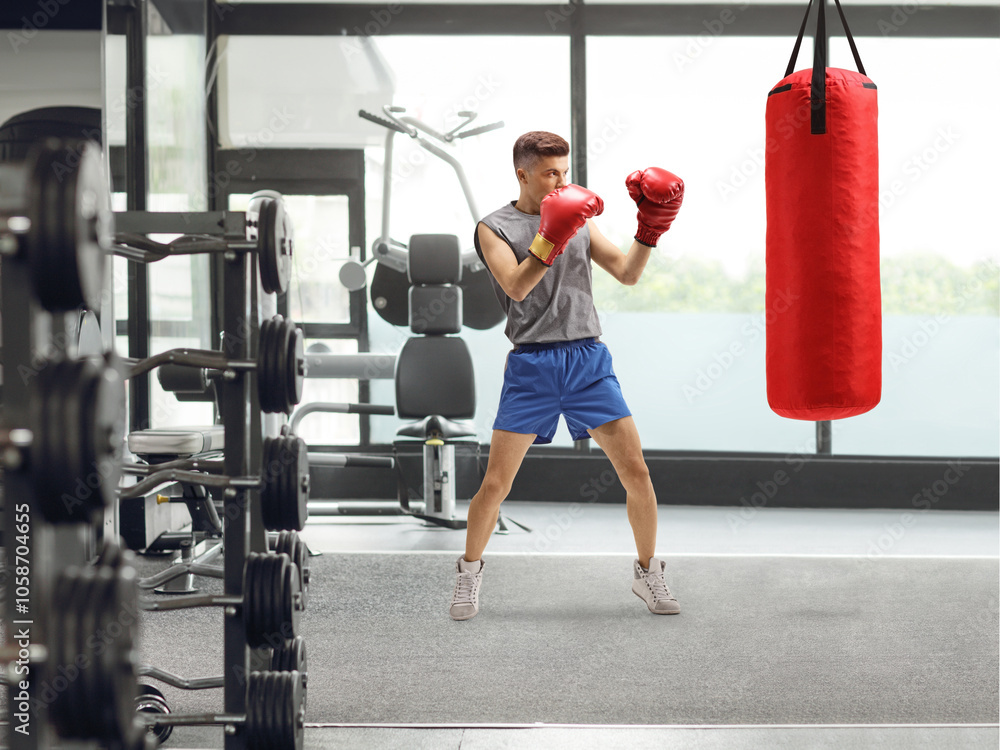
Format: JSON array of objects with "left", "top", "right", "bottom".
[{"left": 513, "top": 131, "right": 569, "bottom": 173}]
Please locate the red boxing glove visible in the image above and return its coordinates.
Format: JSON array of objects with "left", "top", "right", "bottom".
[
  {"left": 529, "top": 184, "right": 604, "bottom": 265},
  {"left": 626, "top": 167, "right": 684, "bottom": 247}
]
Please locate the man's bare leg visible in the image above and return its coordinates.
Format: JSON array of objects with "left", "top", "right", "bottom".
[
  {"left": 588, "top": 417, "right": 657, "bottom": 568},
  {"left": 464, "top": 430, "right": 537, "bottom": 562}
]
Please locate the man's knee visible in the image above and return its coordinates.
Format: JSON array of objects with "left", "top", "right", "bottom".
[
  {"left": 618, "top": 458, "right": 651, "bottom": 491},
  {"left": 479, "top": 475, "right": 512, "bottom": 505}
]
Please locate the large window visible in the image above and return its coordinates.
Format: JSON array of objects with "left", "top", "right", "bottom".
[
  {"left": 208, "top": 10, "right": 998, "bottom": 459},
  {"left": 587, "top": 35, "right": 999, "bottom": 457}
]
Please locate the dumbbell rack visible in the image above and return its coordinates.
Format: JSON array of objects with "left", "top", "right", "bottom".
[
  {"left": 113, "top": 203, "right": 307, "bottom": 749},
  {"left": 1, "top": 140, "right": 135, "bottom": 750},
  {"left": 1, "top": 139, "right": 307, "bottom": 749}
]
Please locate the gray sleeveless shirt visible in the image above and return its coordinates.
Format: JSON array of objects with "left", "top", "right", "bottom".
[{"left": 475, "top": 201, "right": 603, "bottom": 345}]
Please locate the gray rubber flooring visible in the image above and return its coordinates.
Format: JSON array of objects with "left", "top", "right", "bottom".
[
  {"left": 6, "top": 504, "right": 999, "bottom": 749},
  {"left": 129, "top": 533, "right": 998, "bottom": 748}
]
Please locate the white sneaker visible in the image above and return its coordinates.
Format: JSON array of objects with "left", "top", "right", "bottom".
[
  {"left": 632, "top": 557, "right": 680, "bottom": 614},
  {"left": 450, "top": 555, "right": 484, "bottom": 620}
]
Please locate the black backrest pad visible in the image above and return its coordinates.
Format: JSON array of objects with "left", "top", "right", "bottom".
[
  {"left": 395, "top": 337, "right": 476, "bottom": 419},
  {"left": 409, "top": 285, "right": 463, "bottom": 334},
  {"left": 408, "top": 234, "right": 462, "bottom": 284}
]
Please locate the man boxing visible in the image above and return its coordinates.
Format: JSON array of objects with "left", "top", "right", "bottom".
[{"left": 449, "top": 131, "right": 684, "bottom": 620}]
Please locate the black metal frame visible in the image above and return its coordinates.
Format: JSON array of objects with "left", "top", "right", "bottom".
[
  {"left": 311, "top": 446, "right": 1000, "bottom": 513},
  {"left": 124, "top": 0, "right": 152, "bottom": 433},
  {"left": 213, "top": 3, "right": 1000, "bottom": 38}
]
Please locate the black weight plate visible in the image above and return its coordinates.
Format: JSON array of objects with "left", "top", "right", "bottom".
[
  {"left": 242, "top": 553, "right": 258, "bottom": 647},
  {"left": 258, "top": 199, "right": 290, "bottom": 295},
  {"left": 257, "top": 198, "right": 278, "bottom": 295},
  {"left": 67, "top": 568, "right": 98, "bottom": 738},
  {"left": 263, "top": 436, "right": 305, "bottom": 532},
  {"left": 271, "top": 553, "right": 287, "bottom": 645},
  {"left": 276, "top": 437, "right": 295, "bottom": 532},
  {"left": 104, "top": 564, "right": 140, "bottom": 746},
  {"left": 249, "top": 552, "right": 267, "bottom": 648},
  {"left": 274, "top": 531, "right": 292, "bottom": 559},
  {"left": 257, "top": 555, "right": 274, "bottom": 646},
  {"left": 262, "top": 319, "right": 285, "bottom": 415},
  {"left": 256, "top": 317, "right": 273, "bottom": 413},
  {"left": 26, "top": 141, "right": 110, "bottom": 312},
  {"left": 136, "top": 683, "right": 166, "bottom": 700},
  {"left": 61, "top": 360, "right": 91, "bottom": 521},
  {"left": 263, "top": 317, "right": 282, "bottom": 414},
  {"left": 36, "top": 359, "right": 85, "bottom": 523},
  {"left": 258, "top": 316, "right": 285, "bottom": 415},
  {"left": 277, "top": 670, "right": 305, "bottom": 750},
  {"left": 272, "top": 553, "right": 290, "bottom": 643},
  {"left": 25, "top": 143, "right": 69, "bottom": 310},
  {"left": 274, "top": 532, "right": 308, "bottom": 610},
  {"left": 256, "top": 317, "right": 270, "bottom": 413},
  {"left": 260, "top": 671, "right": 280, "bottom": 749},
  {"left": 273, "top": 319, "right": 294, "bottom": 415},
  {"left": 263, "top": 671, "right": 281, "bottom": 748},
  {"left": 268, "top": 671, "right": 284, "bottom": 748},
  {"left": 245, "top": 672, "right": 266, "bottom": 749},
  {"left": 87, "top": 359, "right": 126, "bottom": 512},
  {"left": 32, "top": 360, "right": 66, "bottom": 521},
  {"left": 48, "top": 569, "right": 82, "bottom": 737},
  {"left": 276, "top": 533, "right": 308, "bottom": 611},
  {"left": 75, "top": 360, "right": 106, "bottom": 516},
  {"left": 135, "top": 684, "right": 173, "bottom": 743},
  {"left": 94, "top": 565, "right": 130, "bottom": 741},
  {"left": 77, "top": 566, "right": 103, "bottom": 739},
  {"left": 281, "top": 437, "right": 298, "bottom": 532},
  {"left": 29, "top": 360, "right": 56, "bottom": 520},
  {"left": 460, "top": 265, "right": 505, "bottom": 330},
  {"left": 244, "top": 553, "right": 269, "bottom": 648},
  {"left": 91, "top": 567, "right": 118, "bottom": 738},
  {"left": 290, "top": 437, "right": 309, "bottom": 532},
  {"left": 281, "top": 555, "right": 302, "bottom": 644},
  {"left": 294, "top": 537, "right": 309, "bottom": 610},
  {"left": 260, "top": 438, "right": 280, "bottom": 531},
  {"left": 74, "top": 569, "right": 102, "bottom": 738},
  {"left": 284, "top": 323, "right": 304, "bottom": 412},
  {"left": 258, "top": 554, "right": 275, "bottom": 648},
  {"left": 294, "top": 538, "right": 309, "bottom": 610},
  {"left": 258, "top": 554, "right": 274, "bottom": 649},
  {"left": 274, "top": 533, "right": 292, "bottom": 576},
  {"left": 268, "top": 316, "right": 287, "bottom": 415},
  {"left": 270, "top": 636, "right": 306, "bottom": 675},
  {"left": 271, "top": 316, "right": 290, "bottom": 414}
]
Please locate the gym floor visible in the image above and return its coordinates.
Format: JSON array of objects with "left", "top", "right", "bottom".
[{"left": 274, "top": 502, "right": 998, "bottom": 750}]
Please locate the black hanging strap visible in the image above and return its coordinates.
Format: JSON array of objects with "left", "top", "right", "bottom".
[
  {"left": 785, "top": 0, "right": 816, "bottom": 78},
  {"left": 834, "top": 0, "right": 867, "bottom": 76},
  {"left": 812, "top": 0, "right": 827, "bottom": 134},
  {"left": 785, "top": 0, "right": 866, "bottom": 76},
  {"left": 783, "top": 0, "right": 868, "bottom": 136}
]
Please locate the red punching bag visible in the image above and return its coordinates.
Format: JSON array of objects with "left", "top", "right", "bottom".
[{"left": 765, "top": 0, "right": 881, "bottom": 420}]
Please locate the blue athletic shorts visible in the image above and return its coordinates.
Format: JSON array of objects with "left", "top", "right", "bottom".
[{"left": 492, "top": 338, "right": 632, "bottom": 444}]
